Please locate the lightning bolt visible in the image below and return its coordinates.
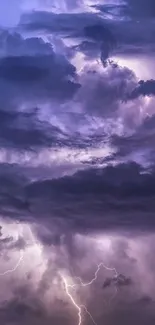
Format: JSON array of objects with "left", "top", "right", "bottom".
[
  {"left": 61, "top": 274, "right": 97, "bottom": 325},
  {"left": 0, "top": 223, "right": 24, "bottom": 277},
  {"left": 0, "top": 223, "right": 35, "bottom": 277},
  {"left": 61, "top": 275, "right": 83, "bottom": 325},
  {"left": 73, "top": 263, "right": 118, "bottom": 287},
  {"left": 0, "top": 223, "right": 119, "bottom": 325},
  {"left": 0, "top": 251, "right": 24, "bottom": 276},
  {"left": 60, "top": 262, "right": 118, "bottom": 325}
]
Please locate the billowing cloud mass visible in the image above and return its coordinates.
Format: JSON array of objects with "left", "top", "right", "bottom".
[{"left": 0, "top": 1, "right": 155, "bottom": 325}]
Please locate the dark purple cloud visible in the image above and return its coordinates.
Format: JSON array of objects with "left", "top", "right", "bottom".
[
  {"left": 0, "top": 1, "right": 155, "bottom": 325},
  {"left": 129, "top": 80, "right": 155, "bottom": 99}
]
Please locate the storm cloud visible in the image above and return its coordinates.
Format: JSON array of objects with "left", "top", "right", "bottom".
[{"left": 0, "top": 0, "right": 155, "bottom": 325}]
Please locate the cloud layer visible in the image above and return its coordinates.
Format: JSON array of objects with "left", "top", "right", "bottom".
[{"left": 0, "top": 0, "right": 155, "bottom": 324}]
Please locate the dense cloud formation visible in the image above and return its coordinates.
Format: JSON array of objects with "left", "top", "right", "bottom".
[
  {"left": 0, "top": 0, "right": 155, "bottom": 325},
  {"left": 0, "top": 30, "right": 80, "bottom": 115},
  {"left": 129, "top": 80, "right": 155, "bottom": 99},
  {"left": 0, "top": 162, "right": 155, "bottom": 231}
]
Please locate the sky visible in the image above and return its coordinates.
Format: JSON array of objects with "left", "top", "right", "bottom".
[{"left": 0, "top": 0, "right": 155, "bottom": 324}]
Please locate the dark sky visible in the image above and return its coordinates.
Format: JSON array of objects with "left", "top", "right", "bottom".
[{"left": 0, "top": 1, "right": 155, "bottom": 324}]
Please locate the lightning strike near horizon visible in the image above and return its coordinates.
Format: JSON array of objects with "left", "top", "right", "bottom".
[
  {"left": 60, "top": 262, "right": 118, "bottom": 325},
  {"left": 61, "top": 275, "right": 82, "bottom": 325},
  {"left": 61, "top": 274, "right": 97, "bottom": 325}
]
